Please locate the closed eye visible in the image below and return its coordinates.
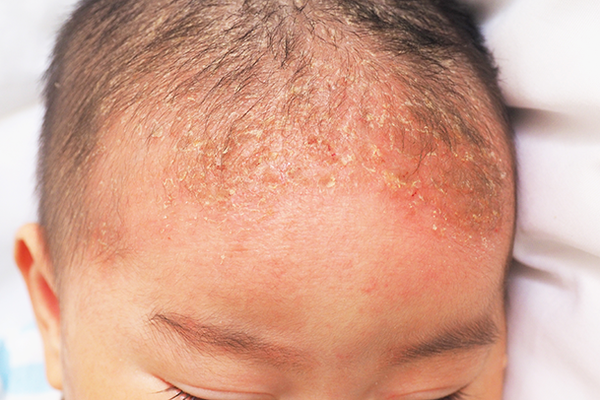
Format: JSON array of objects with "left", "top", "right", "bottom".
[
  {"left": 166, "top": 386, "right": 468, "bottom": 400},
  {"left": 439, "top": 389, "right": 467, "bottom": 400},
  {"left": 166, "top": 386, "right": 269, "bottom": 400},
  {"left": 169, "top": 388, "right": 204, "bottom": 400}
]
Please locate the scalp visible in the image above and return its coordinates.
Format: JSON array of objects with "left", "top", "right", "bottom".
[{"left": 39, "top": 0, "right": 514, "bottom": 275}]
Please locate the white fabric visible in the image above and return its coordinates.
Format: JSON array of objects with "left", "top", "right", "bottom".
[
  {"left": 1, "top": 1, "right": 599, "bottom": 399},
  {"left": 469, "top": 0, "right": 600, "bottom": 398}
]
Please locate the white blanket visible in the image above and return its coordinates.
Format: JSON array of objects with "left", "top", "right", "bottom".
[{"left": 473, "top": 0, "right": 600, "bottom": 398}]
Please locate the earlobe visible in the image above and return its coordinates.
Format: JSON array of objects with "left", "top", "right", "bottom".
[{"left": 14, "top": 223, "right": 63, "bottom": 390}]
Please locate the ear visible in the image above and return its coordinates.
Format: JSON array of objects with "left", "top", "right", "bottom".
[{"left": 14, "top": 223, "right": 63, "bottom": 390}]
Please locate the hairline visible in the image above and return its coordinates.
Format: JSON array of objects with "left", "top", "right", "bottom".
[{"left": 38, "top": 0, "right": 515, "bottom": 281}]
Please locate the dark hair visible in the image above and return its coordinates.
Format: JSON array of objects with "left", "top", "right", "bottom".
[{"left": 39, "top": 0, "right": 513, "bottom": 276}]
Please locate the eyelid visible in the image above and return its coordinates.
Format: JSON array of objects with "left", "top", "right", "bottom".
[
  {"left": 388, "top": 384, "right": 469, "bottom": 400},
  {"left": 172, "top": 383, "right": 273, "bottom": 400}
]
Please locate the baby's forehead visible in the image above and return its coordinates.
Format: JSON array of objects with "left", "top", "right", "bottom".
[
  {"left": 95, "top": 11, "right": 508, "bottom": 206},
  {"left": 99, "top": 81, "right": 511, "bottom": 239},
  {"left": 40, "top": 0, "right": 516, "bottom": 273},
  {"left": 79, "top": 37, "right": 514, "bottom": 266}
]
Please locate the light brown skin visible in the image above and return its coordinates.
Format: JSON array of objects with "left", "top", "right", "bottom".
[{"left": 15, "top": 134, "right": 513, "bottom": 400}]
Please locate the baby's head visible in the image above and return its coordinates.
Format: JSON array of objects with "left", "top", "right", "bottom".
[{"left": 16, "top": 0, "right": 515, "bottom": 399}]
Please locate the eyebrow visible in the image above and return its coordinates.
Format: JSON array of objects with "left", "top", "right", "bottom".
[
  {"left": 148, "top": 311, "right": 500, "bottom": 368},
  {"left": 148, "top": 313, "right": 309, "bottom": 368},
  {"left": 393, "top": 313, "right": 500, "bottom": 362}
]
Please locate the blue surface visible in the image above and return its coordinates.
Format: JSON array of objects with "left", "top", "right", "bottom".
[{"left": 0, "top": 338, "right": 53, "bottom": 395}]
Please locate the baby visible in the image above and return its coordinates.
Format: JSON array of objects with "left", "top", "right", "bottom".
[{"left": 15, "top": 0, "right": 515, "bottom": 399}]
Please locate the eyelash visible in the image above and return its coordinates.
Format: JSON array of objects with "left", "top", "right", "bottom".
[
  {"left": 169, "top": 388, "right": 203, "bottom": 400},
  {"left": 440, "top": 390, "right": 467, "bottom": 400},
  {"left": 168, "top": 387, "right": 467, "bottom": 400}
]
